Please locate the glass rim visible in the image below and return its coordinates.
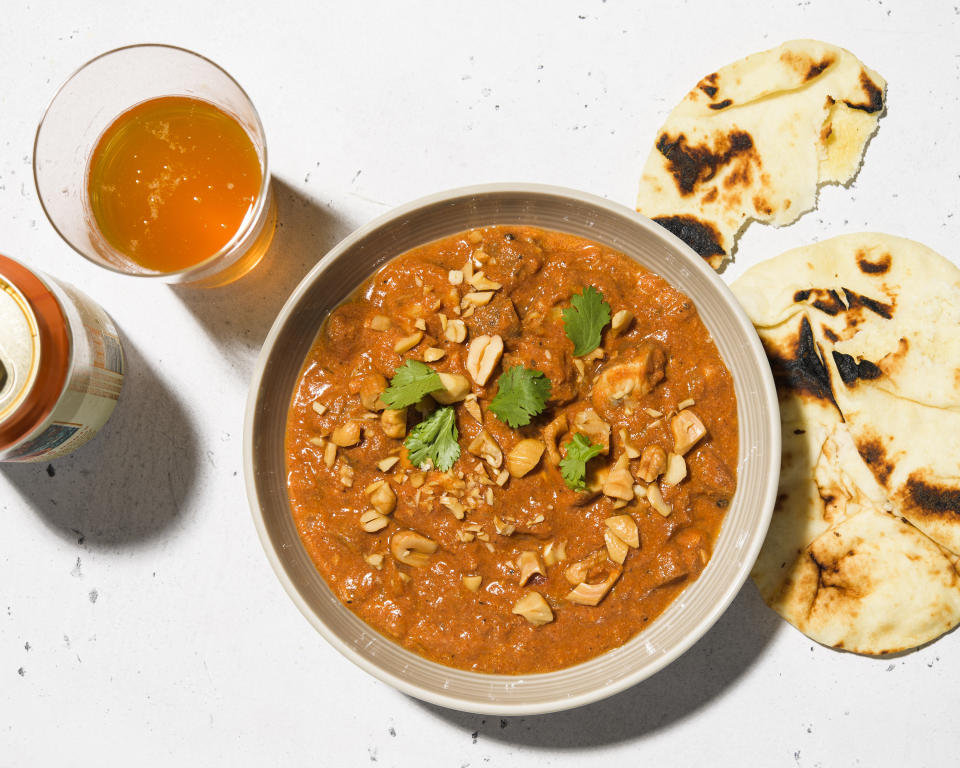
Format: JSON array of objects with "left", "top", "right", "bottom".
[{"left": 33, "top": 42, "right": 272, "bottom": 281}]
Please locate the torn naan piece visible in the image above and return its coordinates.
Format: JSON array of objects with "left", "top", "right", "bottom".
[
  {"left": 733, "top": 234, "right": 960, "bottom": 653},
  {"left": 637, "top": 40, "right": 886, "bottom": 269}
]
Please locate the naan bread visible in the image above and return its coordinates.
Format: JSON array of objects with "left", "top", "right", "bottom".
[
  {"left": 733, "top": 233, "right": 960, "bottom": 653},
  {"left": 637, "top": 40, "right": 886, "bottom": 269}
]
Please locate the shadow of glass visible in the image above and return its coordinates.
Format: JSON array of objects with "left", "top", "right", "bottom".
[
  {"left": 414, "top": 581, "right": 783, "bottom": 747},
  {"left": 1, "top": 336, "right": 199, "bottom": 547},
  {"left": 171, "top": 178, "right": 352, "bottom": 379}
]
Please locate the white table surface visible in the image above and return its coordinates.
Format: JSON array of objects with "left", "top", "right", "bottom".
[{"left": 2, "top": 1, "right": 958, "bottom": 765}]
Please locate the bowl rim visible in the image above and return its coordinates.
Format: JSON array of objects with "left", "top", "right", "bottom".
[{"left": 243, "top": 182, "right": 780, "bottom": 715}]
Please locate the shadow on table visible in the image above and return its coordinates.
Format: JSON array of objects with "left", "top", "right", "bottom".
[
  {"left": 415, "top": 582, "right": 782, "bottom": 747},
  {"left": 1, "top": 337, "right": 199, "bottom": 547},
  {"left": 171, "top": 178, "right": 352, "bottom": 379}
]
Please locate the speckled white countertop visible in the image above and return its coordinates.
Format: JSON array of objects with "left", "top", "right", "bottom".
[{"left": 2, "top": 1, "right": 958, "bottom": 765}]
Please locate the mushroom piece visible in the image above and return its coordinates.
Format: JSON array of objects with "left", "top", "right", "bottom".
[
  {"left": 380, "top": 408, "right": 408, "bottom": 439},
  {"left": 511, "top": 591, "right": 554, "bottom": 626},
  {"left": 331, "top": 421, "right": 362, "bottom": 447},
  {"left": 671, "top": 410, "right": 707, "bottom": 455},
  {"left": 466, "top": 334, "right": 504, "bottom": 386},
  {"left": 432, "top": 372, "right": 471, "bottom": 404},
  {"left": 359, "top": 373, "right": 388, "bottom": 411},
  {"left": 506, "top": 439, "right": 546, "bottom": 478},
  {"left": 390, "top": 530, "right": 438, "bottom": 567},
  {"left": 517, "top": 551, "right": 545, "bottom": 586},
  {"left": 565, "top": 568, "right": 622, "bottom": 606},
  {"left": 636, "top": 444, "right": 667, "bottom": 483},
  {"left": 602, "top": 454, "right": 634, "bottom": 500},
  {"left": 572, "top": 408, "right": 610, "bottom": 454},
  {"left": 468, "top": 430, "right": 503, "bottom": 468},
  {"left": 605, "top": 514, "right": 639, "bottom": 548}
]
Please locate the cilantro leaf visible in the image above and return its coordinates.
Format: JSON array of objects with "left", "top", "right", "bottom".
[
  {"left": 489, "top": 365, "right": 552, "bottom": 428},
  {"left": 404, "top": 406, "right": 461, "bottom": 471},
  {"left": 559, "top": 432, "right": 604, "bottom": 491},
  {"left": 381, "top": 360, "right": 443, "bottom": 409},
  {"left": 562, "top": 286, "right": 612, "bottom": 357}
]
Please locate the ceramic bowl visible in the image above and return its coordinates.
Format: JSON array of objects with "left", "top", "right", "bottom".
[{"left": 243, "top": 183, "right": 779, "bottom": 715}]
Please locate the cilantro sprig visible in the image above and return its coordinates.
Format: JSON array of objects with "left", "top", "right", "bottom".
[
  {"left": 562, "top": 286, "right": 611, "bottom": 357},
  {"left": 381, "top": 360, "right": 443, "bottom": 409},
  {"left": 559, "top": 433, "right": 604, "bottom": 491},
  {"left": 489, "top": 365, "right": 552, "bottom": 428},
  {"left": 404, "top": 406, "right": 461, "bottom": 472}
]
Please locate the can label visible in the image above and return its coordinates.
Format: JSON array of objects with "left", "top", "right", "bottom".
[{"left": 0, "top": 266, "right": 124, "bottom": 462}]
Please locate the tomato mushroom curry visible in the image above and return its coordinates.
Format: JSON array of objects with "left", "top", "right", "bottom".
[{"left": 285, "top": 226, "right": 738, "bottom": 674}]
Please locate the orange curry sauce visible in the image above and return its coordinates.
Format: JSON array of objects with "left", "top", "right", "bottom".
[
  {"left": 285, "top": 226, "right": 738, "bottom": 673},
  {"left": 86, "top": 96, "right": 262, "bottom": 272}
]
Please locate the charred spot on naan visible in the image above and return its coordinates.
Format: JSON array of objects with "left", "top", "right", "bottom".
[
  {"left": 805, "top": 57, "right": 835, "bottom": 81},
  {"left": 652, "top": 215, "right": 726, "bottom": 262},
  {"left": 697, "top": 72, "right": 719, "bottom": 98},
  {"left": 903, "top": 476, "right": 960, "bottom": 524},
  {"left": 764, "top": 315, "right": 842, "bottom": 415},
  {"left": 842, "top": 288, "right": 894, "bottom": 320},
  {"left": 877, "top": 338, "right": 909, "bottom": 377},
  {"left": 655, "top": 130, "right": 756, "bottom": 196},
  {"left": 709, "top": 99, "right": 733, "bottom": 111},
  {"left": 844, "top": 70, "right": 885, "bottom": 114},
  {"left": 856, "top": 249, "right": 892, "bottom": 274},
  {"left": 780, "top": 48, "right": 837, "bottom": 83},
  {"left": 794, "top": 288, "right": 847, "bottom": 316},
  {"left": 832, "top": 351, "right": 882, "bottom": 387},
  {"left": 854, "top": 434, "right": 895, "bottom": 485}
]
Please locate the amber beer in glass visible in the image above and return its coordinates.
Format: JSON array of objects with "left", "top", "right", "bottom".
[{"left": 34, "top": 45, "right": 275, "bottom": 286}]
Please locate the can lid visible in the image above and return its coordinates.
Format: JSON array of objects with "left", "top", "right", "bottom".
[{"left": 0, "top": 273, "right": 40, "bottom": 422}]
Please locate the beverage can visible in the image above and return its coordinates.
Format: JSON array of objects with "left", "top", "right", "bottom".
[{"left": 0, "top": 255, "right": 124, "bottom": 462}]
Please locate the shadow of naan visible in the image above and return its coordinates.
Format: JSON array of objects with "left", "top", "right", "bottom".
[
  {"left": 1, "top": 337, "right": 198, "bottom": 546},
  {"left": 414, "top": 582, "right": 782, "bottom": 747}
]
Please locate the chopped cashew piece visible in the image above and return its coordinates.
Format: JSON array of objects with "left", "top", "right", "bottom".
[
  {"left": 468, "top": 430, "right": 503, "bottom": 468},
  {"left": 462, "top": 291, "right": 494, "bottom": 307},
  {"left": 323, "top": 442, "right": 337, "bottom": 468},
  {"left": 512, "top": 591, "right": 554, "bottom": 626},
  {"left": 671, "top": 410, "right": 707, "bottom": 455},
  {"left": 573, "top": 408, "right": 610, "bottom": 454},
  {"left": 448, "top": 269, "right": 464, "bottom": 285},
  {"left": 565, "top": 569, "right": 622, "bottom": 606},
  {"left": 369, "top": 482, "right": 397, "bottom": 516},
  {"left": 444, "top": 318, "right": 467, "bottom": 343},
  {"left": 462, "top": 575, "right": 482, "bottom": 591},
  {"left": 380, "top": 408, "right": 408, "bottom": 439},
  {"left": 644, "top": 408, "right": 663, "bottom": 419},
  {"left": 463, "top": 394, "right": 483, "bottom": 423},
  {"left": 493, "top": 515, "right": 516, "bottom": 536},
  {"left": 605, "top": 528, "right": 629, "bottom": 565},
  {"left": 311, "top": 401, "right": 327, "bottom": 416},
  {"left": 369, "top": 315, "right": 391, "bottom": 331},
  {"left": 394, "top": 331, "right": 423, "bottom": 354},
  {"left": 359, "top": 509, "right": 389, "bottom": 532},
  {"left": 636, "top": 444, "right": 667, "bottom": 483},
  {"left": 414, "top": 318, "right": 427, "bottom": 331},
  {"left": 390, "top": 530, "right": 438, "bottom": 567},
  {"left": 619, "top": 429, "right": 641, "bottom": 459},
  {"left": 364, "top": 553, "right": 384, "bottom": 569},
  {"left": 543, "top": 413, "right": 569, "bottom": 465},
  {"left": 423, "top": 347, "right": 445, "bottom": 363},
  {"left": 610, "top": 309, "right": 634, "bottom": 337},
  {"left": 517, "top": 551, "right": 545, "bottom": 586},
  {"left": 378, "top": 456, "right": 400, "bottom": 472},
  {"left": 432, "top": 373, "right": 471, "bottom": 404},
  {"left": 564, "top": 550, "right": 607, "bottom": 586},
  {"left": 605, "top": 515, "right": 639, "bottom": 548},
  {"left": 647, "top": 483, "right": 673, "bottom": 517},
  {"left": 662, "top": 453, "right": 687, "bottom": 486},
  {"left": 602, "top": 454, "right": 634, "bottom": 500},
  {"left": 542, "top": 540, "right": 567, "bottom": 566},
  {"left": 677, "top": 398, "right": 695, "bottom": 411},
  {"left": 466, "top": 334, "right": 504, "bottom": 386},
  {"left": 331, "top": 421, "right": 362, "bottom": 447},
  {"left": 439, "top": 496, "right": 466, "bottom": 520},
  {"left": 359, "top": 373, "right": 388, "bottom": 411},
  {"left": 506, "top": 439, "right": 546, "bottom": 478}
]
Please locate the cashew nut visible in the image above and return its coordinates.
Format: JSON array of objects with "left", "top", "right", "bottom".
[
  {"left": 390, "top": 530, "right": 438, "bottom": 567},
  {"left": 432, "top": 372, "right": 470, "bottom": 404},
  {"left": 602, "top": 454, "right": 634, "bottom": 500},
  {"left": 636, "top": 444, "right": 667, "bottom": 483},
  {"left": 380, "top": 408, "right": 408, "bottom": 439},
  {"left": 605, "top": 514, "right": 639, "bottom": 548},
  {"left": 517, "top": 551, "right": 545, "bottom": 586},
  {"left": 565, "top": 568, "right": 622, "bottom": 606},
  {"left": 671, "top": 410, "right": 707, "bottom": 455},
  {"left": 331, "top": 421, "right": 362, "bottom": 447},
  {"left": 466, "top": 334, "right": 504, "bottom": 386},
  {"left": 468, "top": 430, "right": 503, "bottom": 468},
  {"left": 506, "top": 439, "right": 545, "bottom": 478},
  {"left": 359, "top": 373, "right": 388, "bottom": 411},
  {"left": 511, "top": 591, "right": 554, "bottom": 626}
]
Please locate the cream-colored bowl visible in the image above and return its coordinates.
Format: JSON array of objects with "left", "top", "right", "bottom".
[{"left": 243, "top": 183, "right": 779, "bottom": 715}]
